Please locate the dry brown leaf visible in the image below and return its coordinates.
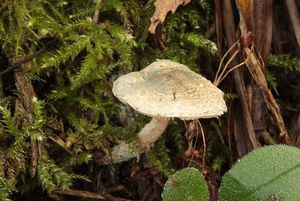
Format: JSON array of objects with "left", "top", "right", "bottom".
[
  {"left": 148, "top": 0, "right": 191, "bottom": 34},
  {"left": 49, "top": 135, "right": 73, "bottom": 154}
]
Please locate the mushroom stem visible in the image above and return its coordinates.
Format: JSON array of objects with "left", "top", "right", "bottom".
[
  {"left": 103, "top": 117, "right": 169, "bottom": 164},
  {"left": 137, "top": 117, "right": 170, "bottom": 152}
]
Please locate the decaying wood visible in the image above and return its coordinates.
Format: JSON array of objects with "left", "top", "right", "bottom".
[
  {"left": 232, "top": 100, "right": 257, "bottom": 156},
  {"left": 13, "top": 55, "right": 39, "bottom": 177},
  {"left": 216, "top": 0, "right": 291, "bottom": 157},
  {"left": 222, "top": 0, "right": 258, "bottom": 155},
  {"left": 236, "top": 0, "right": 291, "bottom": 144},
  {"left": 148, "top": 0, "right": 191, "bottom": 34},
  {"left": 249, "top": 85, "right": 268, "bottom": 135},
  {"left": 252, "top": 0, "right": 273, "bottom": 61}
]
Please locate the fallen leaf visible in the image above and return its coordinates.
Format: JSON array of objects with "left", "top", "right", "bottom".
[{"left": 148, "top": 0, "right": 191, "bottom": 34}]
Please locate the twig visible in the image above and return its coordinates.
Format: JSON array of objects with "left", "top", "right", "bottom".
[
  {"left": 198, "top": 121, "right": 206, "bottom": 167},
  {"left": 30, "top": 140, "right": 39, "bottom": 177},
  {"left": 106, "top": 185, "right": 125, "bottom": 193},
  {"left": 0, "top": 47, "right": 45, "bottom": 77},
  {"left": 223, "top": 0, "right": 257, "bottom": 150},
  {"left": 101, "top": 189, "right": 137, "bottom": 201},
  {"left": 92, "top": 0, "right": 102, "bottom": 24},
  {"left": 13, "top": 53, "right": 40, "bottom": 177},
  {"left": 213, "top": 39, "right": 239, "bottom": 85},
  {"left": 260, "top": 130, "right": 276, "bottom": 145},
  {"left": 204, "top": 22, "right": 216, "bottom": 39},
  {"left": 53, "top": 189, "right": 105, "bottom": 200},
  {"left": 265, "top": 89, "right": 290, "bottom": 143}
]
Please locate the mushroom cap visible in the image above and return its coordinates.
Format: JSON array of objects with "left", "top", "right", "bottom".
[{"left": 112, "top": 60, "right": 227, "bottom": 120}]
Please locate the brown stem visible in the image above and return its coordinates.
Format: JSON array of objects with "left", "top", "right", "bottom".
[
  {"left": 0, "top": 47, "right": 45, "bottom": 77},
  {"left": 284, "top": 0, "right": 300, "bottom": 48},
  {"left": 53, "top": 189, "right": 105, "bottom": 200},
  {"left": 223, "top": 0, "right": 257, "bottom": 150},
  {"left": 13, "top": 56, "right": 39, "bottom": 177},
  {"left": 204, "top": 22, "right": 216, "bottom": 39},
  {"left": 238, "top": 3, "right": 291, "bottom": 144},
  {"left": 92, "top": 0, "right": 102, "bottom": 24}
]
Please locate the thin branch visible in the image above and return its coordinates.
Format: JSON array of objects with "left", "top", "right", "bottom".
[
  {"left": 0, "top": 47, "right": 45, "bottom": 77},
  {"left": 53, "top": 189, "right": 105, "bottom": 200},
  {"left": 204, "top": 22, "right": 216, "bottom": 39},
  {"left": 223, "top": 0, "right": 257, "bottom": 150},
  {"left": 13, "top": 54, "right": 40, "bottom": 177},
  {"left": 92, "top": 0, "right": 102, "bottom": 24},
  {"left": 215, "top": 59, "right": 247, "bottom": 86},
  {"left": 198, "top": 121, "right": 206, "bottom": 167},
  {"left": 214, "top": 48, "right": 239, "bottom": 86},
  {"left": 213, "top": 39, "right": 239, "bottom": 85}
]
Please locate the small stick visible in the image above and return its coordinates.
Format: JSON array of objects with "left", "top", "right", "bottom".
[
  {"left": 204, "top": 22, "right": 216, "bottom": 39},
  {"left": 214, "top": 48, "right": 239, "bottom": 86},
  {"left": 197, "top": 121, "right": 206, "bottom": 167},
  {"left": 0, "top": 47, "right": 45, "bottom": 77},
  {"left": 92, "top": 0, "right": 102, "bottom": 24},
  {"left": 53, "top": 189, "right": 106, "bottom": 200},
  {"left": 214, "top": 40, "right": 239, "bottom": 85}
]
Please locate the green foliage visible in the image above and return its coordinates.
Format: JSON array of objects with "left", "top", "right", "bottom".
[
  {"left": 0, "top": 0, "right": 297, "bottom": 200},
  {"left": 163, "top": 1, "right": 217, "bottom": 71},
  {"left": 219, "top": 145, "right": 300, "bottom": 201},
  {"left": 0, "top": 174, "right": 14, "bottom": 201},
  {"left": 267, "top": 54, "right": 300, "bottom": 109},
  {"left": 162, "top": 168, "right": 208, "bottom": 201},
  {"left": 26, "top": 97, "right": 46, "bottom": 141},
  {"left": 265, "top": 71, "right": 278, "bottom": 89},
  {"left": 162, "top": 145, "right": 300, "bottom": 200},
  {"left": 38, "top": 156, "right": 87, "bottom": 194},
  {"left": 0, "top": 97, "right": 27, "bottom": 188},
  {"left": 0, "top": 1, "right": 221, "bottom": 199},
  {"left": 0, "top": 0, "right": 140, "bottom": 198},
  {"left": 181, "top": 33, "right": 217, "bottom": 55},
  {"left": 268, "top": 54, "right": 300, "bottom": 71}
]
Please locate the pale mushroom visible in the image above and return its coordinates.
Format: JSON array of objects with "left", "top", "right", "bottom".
[{"left": 110, "top": 59, "right": 227, "bottom": 163}]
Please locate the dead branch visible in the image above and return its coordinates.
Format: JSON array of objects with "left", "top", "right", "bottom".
[
  {"left": 13, "top": 55, "right": 40, "bottom": 177},
  {"left": 0, "top": 48, "right": 45, "bottom": 77},
  {"left": 92, "top": 0, "right": 103, "bottom": 24},
  {"left": 53, "top": 189, "right": 106, "bottom": 200},
  {"left": 222, "top": 0, "right": 257, "bottom": 152}
]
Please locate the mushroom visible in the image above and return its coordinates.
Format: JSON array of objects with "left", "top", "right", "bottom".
[{"left": 110, "top": 59, "right": 227, "bottom": 163}]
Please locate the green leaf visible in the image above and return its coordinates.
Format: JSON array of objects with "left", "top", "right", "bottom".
[
  {"left": 268, "top": 54, "right": 300, "bottom": 71},
  {"left": 162, "top": 168, "right": 208, "bottom": 201},
  {"left": 219, "top": 145, "right": 300, "bottom": 201}
]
